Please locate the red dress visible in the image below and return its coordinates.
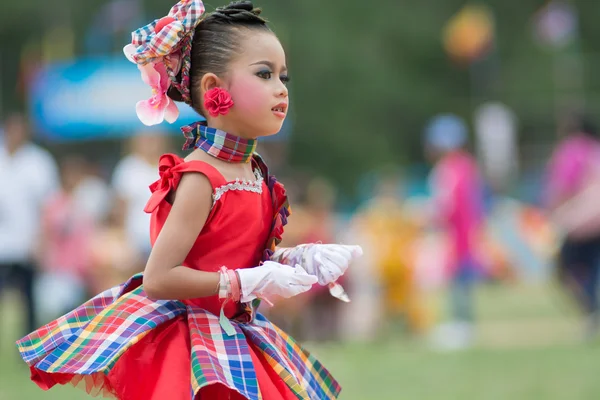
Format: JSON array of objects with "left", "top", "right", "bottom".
[
  {"left": 109, "top": 154, "right": 296, "bottom": 400},
  {"left": 16, "top": 153, "right": 341, "bottom": 400}
]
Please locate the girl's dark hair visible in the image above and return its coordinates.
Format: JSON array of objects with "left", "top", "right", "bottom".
[{"left": 167, "top": 1, "right": 272, "bottom": 115}]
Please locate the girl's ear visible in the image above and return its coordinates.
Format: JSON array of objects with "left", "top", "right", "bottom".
[{"left": 200, "top": 73, "right": 222, "bottom": 96}]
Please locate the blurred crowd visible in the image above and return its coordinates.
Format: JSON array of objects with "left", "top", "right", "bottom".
[
  {"left": 1, "top": 108, "right": 599, "bottom": 351},
  {"left": 0, "top": 112, "right": 170, "bottom": 332}
]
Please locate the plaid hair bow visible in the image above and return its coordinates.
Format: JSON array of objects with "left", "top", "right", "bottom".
[{"left": 124, "top": 0, "right": 205, "bottom": 105}]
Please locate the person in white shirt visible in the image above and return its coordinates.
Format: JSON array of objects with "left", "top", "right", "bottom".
[
  {"left": 111, "top": 130, "right": 171, "bottom": 263},
  {"left": 72, "top": 161, "right": 113, "bottom": 226},
  {"left": 0, "top": 113, "right": 59, "bottom": 335}
]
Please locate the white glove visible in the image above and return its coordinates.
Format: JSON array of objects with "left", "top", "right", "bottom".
[
  {"left": 271, "top": 244, "right": 363, "bottom": 286},
  {"left": 236, "top": 261, "right": 317, "bottom": 304}
]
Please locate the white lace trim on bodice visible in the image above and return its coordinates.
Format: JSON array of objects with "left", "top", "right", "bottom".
[{"left": 212, "top": 169, "right": 263, "bottom": 204}]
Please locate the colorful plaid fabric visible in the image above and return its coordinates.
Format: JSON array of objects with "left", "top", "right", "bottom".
[
  {"left": 187, "top": 311, "right": 260, "bottom": 398},
  {"left": 17, "top": 274, "right": 146, "bottom": 367},
  {"left": 128, "top": 0, "right": 205, "bottom": 104},
  {"left": 252, "top": 153, "right": 292, "bottom": 261},
  {"left": 16, "top": 275, "right": 341, "bottom": 400},
  {"left": 181, "top": 121, "right": 258, "bottom": 163},
  {"left": 244, "top": 314, "right": 342, "bottom": 399}
]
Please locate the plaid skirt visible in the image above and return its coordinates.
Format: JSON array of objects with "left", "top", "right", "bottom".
[{"left": 16, "top": 274, "right": 341, "bottom": 400}]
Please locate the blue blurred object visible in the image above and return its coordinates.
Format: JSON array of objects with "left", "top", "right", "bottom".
[
  {"left": 424, "top": 113, "right": 468, "bottom": 151},
  {"left": 29, "top": 56, "right": 291, "bottom": 142}
]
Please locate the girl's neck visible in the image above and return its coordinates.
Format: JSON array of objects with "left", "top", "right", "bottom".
[
  {"left": 183, "top": 121, "right": 257, "bottom": 164},
  {"left": 205, "top": 119, "right": 255, "bottom": 140}
]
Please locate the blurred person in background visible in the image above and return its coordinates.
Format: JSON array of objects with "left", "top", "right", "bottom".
[
  {"left": 425, "top": 114, "right": 486, "bottom": 350},
  {"left": 89, "top": 199, "right": 142, "bottom": 294},
  {"left": 545, "top": 116, "right": 600, "bottom": 339},
  {"left": 337, "top": 212, "right": 382, "bottom": 342},
  {"left": 0, "top": 112, "right": 59, "bottom": 336},
  {"left": 112, "top": 131, "right": 170, "bottom": 266},
  {"left": 354, "top": 172, "right": 426, "bottom": 335},
  {"left": 296, "top": 177, "right": 342, "bottom": 342},
  {"left": 35, "top": 156, "right": 94, "bottom": 324},
  {"left": 72, "top": 159, "right": 113, "bottom": 226}
]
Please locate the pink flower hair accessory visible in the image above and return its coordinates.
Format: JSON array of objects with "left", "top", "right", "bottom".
[
  {"left": 204, "top": 88, "right": 234, "bottom": 117},
  {"left": 134, "top": 61, "right": 179, "bottom": 126}
]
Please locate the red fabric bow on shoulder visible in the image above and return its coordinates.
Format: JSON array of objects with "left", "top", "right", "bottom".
[{"left": 144, "top": 154, "right": 186, "bottom": 213}]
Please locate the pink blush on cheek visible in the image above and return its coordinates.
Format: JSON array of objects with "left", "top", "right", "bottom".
[{"left": 229, "top": 77, "right": 268, "bottom": 114}]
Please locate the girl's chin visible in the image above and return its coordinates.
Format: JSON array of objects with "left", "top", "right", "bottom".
[
  {"left": 258, "top": 122, "right": 285, "bottom": 137},
  {"left": 239, "top": 117, "right": 285, "bottom": 138}
]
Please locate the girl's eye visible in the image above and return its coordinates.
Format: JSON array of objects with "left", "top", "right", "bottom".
[
  {"left": 257, "top": 70, "right": 272, "bottom": 80},
  {"left": 280, "top": 75, "right": 290, "bottom": 85}
]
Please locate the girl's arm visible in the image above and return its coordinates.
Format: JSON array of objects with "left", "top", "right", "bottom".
[{"left": 143, "top": 172, "right": 220, "bottom": 300}]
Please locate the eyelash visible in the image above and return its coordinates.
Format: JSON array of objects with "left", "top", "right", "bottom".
[{"left": 256, "top": 70, "right": 291, "bottom": 85}]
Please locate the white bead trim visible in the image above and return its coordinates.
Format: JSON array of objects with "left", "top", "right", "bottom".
[{"left": 213, "top": 169, "right": 263, "bottom": 203}]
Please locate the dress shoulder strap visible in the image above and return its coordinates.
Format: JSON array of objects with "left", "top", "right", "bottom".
[{"left": 144, "top": 153, "right": 228, "bottom": 213}]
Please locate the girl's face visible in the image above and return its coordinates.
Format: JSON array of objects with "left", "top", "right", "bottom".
[{"left": 221, "top": 31, "right": 289, "bottom": 139}]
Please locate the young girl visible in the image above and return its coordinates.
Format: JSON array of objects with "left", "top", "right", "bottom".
[{"left": 16, "top": 1, "right": 362, "bottom": 399}]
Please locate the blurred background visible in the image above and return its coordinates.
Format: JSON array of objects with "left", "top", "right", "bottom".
[{"left": 1, "top": 0, "right": 600, "bottom": 399}]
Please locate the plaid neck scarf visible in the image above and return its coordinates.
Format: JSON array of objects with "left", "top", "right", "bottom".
[{"left": 181, "top": 121, "right": 257, "bottom": 163}]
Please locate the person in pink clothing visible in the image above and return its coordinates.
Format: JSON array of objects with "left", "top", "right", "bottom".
[
  {"left": 36, "top": 156, "right": 94, "bottom": 322},
  {"left": 545, "top": 117, "right": 600, "bottom": 339},
  {"left": 425, "top": 114, "right": 486, "bottom": 349},
  {"left": 545, "top": 119, "right": 600, "bottom": 211}
]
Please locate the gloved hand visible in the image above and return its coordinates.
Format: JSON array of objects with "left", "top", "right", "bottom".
[
  {"left": 236, "top": 261, "right": 317, "bottom": 304},
  {"left": 271, "top": 244, "right": 363, "bottom": 286}
]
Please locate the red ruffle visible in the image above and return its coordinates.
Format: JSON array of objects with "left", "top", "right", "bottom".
[{"left": 252, "top": 154, "right": 291, "bottom": 261}]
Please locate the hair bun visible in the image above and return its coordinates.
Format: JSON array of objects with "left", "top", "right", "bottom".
[
  {"left": 213, "top": 1, "right": 264, "bottom": 23},
  {"left": 218, "top": 1, "right": 255, "bottom": 13}
]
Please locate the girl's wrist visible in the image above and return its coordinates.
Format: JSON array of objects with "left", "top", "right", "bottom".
[
  {"left": 218, "top": 266, "right": 241, "bottom": 302},
  {"left": 218, "top": 267, "right": 230, "bottom": 299},
  {"left": 227, "top": 268, "right": 241, "bottom": 302}
]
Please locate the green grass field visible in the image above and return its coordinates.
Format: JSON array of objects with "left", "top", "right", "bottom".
[{"left": 1, "top": 282, "right": 598, "bottom": 400}]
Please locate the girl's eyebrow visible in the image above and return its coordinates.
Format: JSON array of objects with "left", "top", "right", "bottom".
[{"left": 249, "top": 60, "right": 288, "bottom": 72}]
